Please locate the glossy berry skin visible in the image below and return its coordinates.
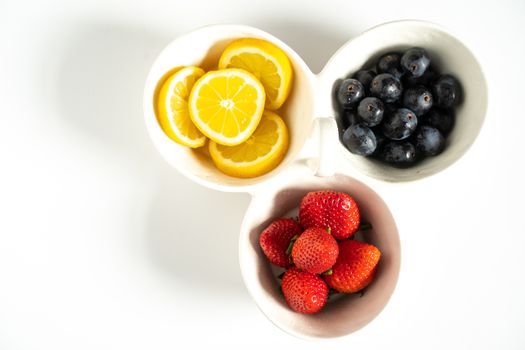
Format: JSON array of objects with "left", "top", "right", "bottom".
[
  {"left": 376, "top": 52, "right": 404, "bottom": 79},
  {"left": 291, "top": 227, "right": 339, "bottom": 274},
  {"left": 380, "top": 141, "right": 417, "bottom": 167},
  {"left": 299, "top": 191, "right": 360, "bottom": 240},
  {"left": 382, "top": 108, "right": 418, "bottom": 140},
  {"left": 401, "top": 47, "right": 431, "bottom": 78},
  {"left": 353, "top": 70, "right": 376, "bottom": 90},
  {"left": 369, "top": 73, "right": 403, "bottom": 103},
  {"left": 343, "top": 124, "right": 377, "bottom": 156},
  {"left": 357, "top": 97, "right": 384, "bottom": 126},
  {"left": 421, "top": 108, "right": 455, "bottom": 135},
  {"left": 414, "top": 125, "right": 445, "bottom": 156},
  {"left": 323, "top": 240, "right": 381, "bottom": 293},
  {"left": 281, "top": 268, "right": 329, "bottom": 314},
  {"left": 336, "top": 78, "right": 365, "bottom": 109},
  {"left": 259, "top": 218, "right": 302, "bottom": 268},
  {"left": 432, "top": 75, "right": 462, "bottom": 108},
  {"left": 403, "top": 86, "right": 433, "bottom": 116}
]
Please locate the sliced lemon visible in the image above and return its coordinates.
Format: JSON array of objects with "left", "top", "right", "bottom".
[
  {"left": 208, "top": 110, "right": 289, "bottom": 178},
  {"left": 218, "top": 38, "right": 293, "bottom": 111},
  {"left": 188, "top": 68, "right": 266, "bottom": 146},
  {"left": 157, "top": 66, "right": 206, "bottom": 148}
]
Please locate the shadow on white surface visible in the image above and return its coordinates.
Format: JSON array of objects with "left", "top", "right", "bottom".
[
  {"left": 56, "top": 21, "right": 172, "bottom": 155},
  {"left": 252, "top": 18, "right": 356, "bottom": 74},
  {"left": 55, "top": 21, "right": 251, "bottom": 296},
  {"left": 146, "top": 174, "right": 250, "bottom": 296}
]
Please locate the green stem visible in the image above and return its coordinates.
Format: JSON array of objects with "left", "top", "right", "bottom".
[
  {"left": 358, "top": 222, "right": 373, "bottom": 231},
  {"left": 285, "top": 234, "right": 299, "bottom": 256}
]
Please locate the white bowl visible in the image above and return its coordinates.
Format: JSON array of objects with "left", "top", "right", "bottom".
[
  {"left": 239, "top": 168, "right": 400, "bottom": 339},
  {"left": 318, "top": 20, "right": 488, "bottom": 182},
  {"left": 143, "top": 24, "right": 316, "bottom": 193},
  {"left": 143, "top": 20, "right": 487, "bottom": 339}
]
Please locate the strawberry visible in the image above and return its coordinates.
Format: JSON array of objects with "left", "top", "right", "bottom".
[
  {"left": 291, "top": 227, "right": 339, "bottom": 274},
  {"left": 281, "top": 267, "right": 328, "bottom": 314},
  {"left": 323, "top": 239, "right": 381, "bottom": 293},
  {"left": 299, "top": 190, "right": 361, "bottom": 240},
  {"left": 259, "top": 218, "right": 302, "bottom": 268}
]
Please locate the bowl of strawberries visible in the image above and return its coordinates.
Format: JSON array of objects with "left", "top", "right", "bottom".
[{"left": 239, "top": 169, "right": 401, "bottom": 339}]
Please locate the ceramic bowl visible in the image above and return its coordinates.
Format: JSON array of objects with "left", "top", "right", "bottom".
[
  {"left": 318, "top": 20, "right": 488, "bottom": 182},
  {"left": 239, "top": 168, "right": 400, "bottom": 339},
  {"left": 143, "top": 24, "right": 316, "bottom": 193},
  {"left": 143, "top": 20, "right": 487, "bottom": 339}
]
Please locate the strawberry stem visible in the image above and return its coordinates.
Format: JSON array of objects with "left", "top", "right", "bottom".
[
  {"left": 359, "top": 222, "right": 373, "bottom": 231},
  {"left": 326, "top": 227, "right": 332, "bottom": 234},
  {"left": 322, "top": 268, "right": 333, "bottom": 276},
  {"left": 285, "top": 234, "right": 299, "bottom": 256}
]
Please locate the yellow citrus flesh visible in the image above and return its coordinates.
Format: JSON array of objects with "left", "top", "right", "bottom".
[
  {"left": 218, "top": 38, "right": 293, "bottom": 111},
  {"left": 208, "top": 110, "right": 289, "bottom": 178},
  {"left": 188, "top": 68, "right": 266, "bottom": 146},
  {"left": 156, "top": 66, "right": 207, "bottom": 148}
]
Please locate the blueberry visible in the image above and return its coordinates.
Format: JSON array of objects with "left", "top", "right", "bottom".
[
  {"left": 432, "top": 74, "right": 462, "bottom": 108},
  {"left": 336, "top": 79, "right": 365, "bottom": 109},
  {"left": 357, "top": 97, "right": 384, "bottom": 127},
  {"left": 342, "top": 124, "right": 377, "bottom": 156},
  {"left": 342, "top": 109, "right": 359, "bottom": 129},
  {"left": 369, "top": 73, "right": 403, "bottom": 103},
  {"left": 382, "top": 108, "right": 418, "bottom": 140},
  {"left": 380, "top": 141, "right": 417, "bottom": 167},
  {"left": 414, "top": 125, "right": 445, "bottom": 156},
  {"left": 401, "top": 47, "right": 430, "bottom": 78},
  {"left": 421, "top": 108, "right": 455, "bottom": 135},
  {"left": 353, "top": 70, "right": 376, "bottom": 90},
  {"left": 377, "top": 52, "right": 404, "bottom": 79},
  {"left": 403, "top": 86, "right": 433, "bottom": 116}
]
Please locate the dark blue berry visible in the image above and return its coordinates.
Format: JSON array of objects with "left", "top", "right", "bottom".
[
  {"left": 382, "top": 108, "right": 418, "bottom": 140},
  {"left": 401, "top": 47, "right": 430, "bottom": 78},
  {"left": 357, "top": 97, "right": 384, "bottom": 127},
  {"left": 336, "top": 79, "right": 365, "bottom": 109},
  {"left": 380, "top": 141, "right": 417, "bottom": 167},
  {"left": 403, "top": 86, "right": 433, "bottom": 116},
  {"left": 421, "top": 108, "right": 455, "bottom": 135},
  {"left": 342, "top": 124, "right": 377, "bottom": 156},
  {"left": 432, "top": 74, "right": 462, "bottom": 108},
  {"left": 369, "top": 73, "right": 403, "bottom": 103},
  {"left": 377, "top": 52, "right": 404, "bottom": 79},
  {"left": 353, "top": 70, "right": 376, "bottom": 90},
  {"left": 414, "top": 125, "right": 445, "bottom": 156}
]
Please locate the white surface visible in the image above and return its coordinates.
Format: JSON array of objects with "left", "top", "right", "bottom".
[{"left": 1, "top": 0, "right": 524, "bottom": 349}]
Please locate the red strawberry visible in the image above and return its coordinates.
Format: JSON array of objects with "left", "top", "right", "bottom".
[
  {"left": 259, "top": 218, "right": 302, "bottom": 268},
  {"left": 291, "top": 227, "right": 339, "bottom": 274},
  {"left": 299, "top": 190, "right": 361, "bottom": 240},
  {"left": 323, "top": 240, "right": 381, "bottom": 293},
  {"left": 281, "top": 267, "right": 328, "bottom": 314}
]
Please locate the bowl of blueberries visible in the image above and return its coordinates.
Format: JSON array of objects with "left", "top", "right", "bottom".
[{"left": 320, "top": 20, "right": 488, "bottom": 182}]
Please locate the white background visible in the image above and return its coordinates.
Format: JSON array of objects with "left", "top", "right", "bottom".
[{"left": 1, "top": 0, "right": 524, "bottom": 348}]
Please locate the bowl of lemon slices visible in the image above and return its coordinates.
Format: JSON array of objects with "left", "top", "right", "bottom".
[{"left": 144, "top": 25, "right": 315, "bottom": 192}]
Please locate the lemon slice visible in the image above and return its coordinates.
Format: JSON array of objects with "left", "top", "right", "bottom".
[
  {"left": 218, "top": 38, "right": 293, "bottom": 111},
  {"left": 208, "top": 110, "right": 289, "bottom": 178},
  {"left": 188, "top": 68, "right": 266, "bottom": 146},
  {"left": 156, "top": 66, "right": 207, "bottom": 148}
]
